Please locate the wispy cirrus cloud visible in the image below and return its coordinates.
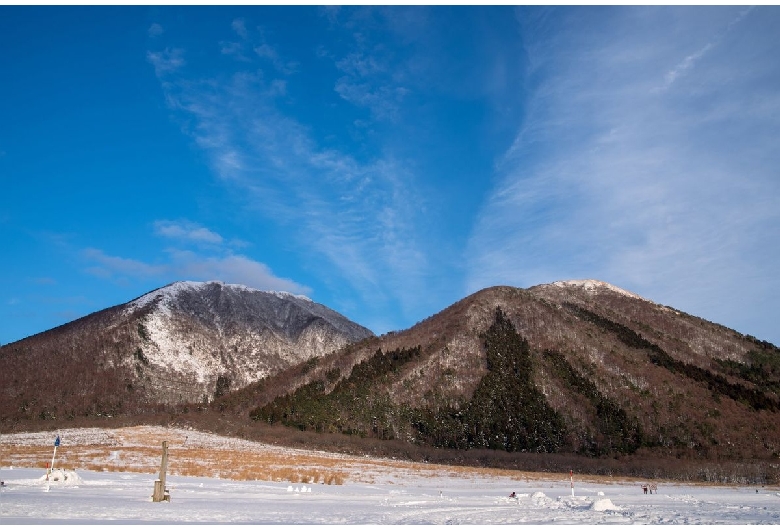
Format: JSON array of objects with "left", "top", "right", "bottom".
[
  {"left": 332, "top": 38, "right": 410, "bottom": 121},
  {"left": 467, "top": 6, "right": 780, "bottom": 342},
  {"left": 146, "top": 48, "right": 185, "bottom": 77},
  {"left": 216, "top": 18, "right": 298, "bottom": 73},
  {"left": 146, "top": 21, "right": 434, "bottom": 327},
  {"left": 254, "top": 43, "right": 298, "bottom": 75},
  {"left": 662, "top": 6, "right": 754, "bottom": 90}
]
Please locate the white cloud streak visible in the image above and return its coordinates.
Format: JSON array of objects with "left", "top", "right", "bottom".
[
  {"left": 83, "top": 248, "right": 167, "bottom": 279},
  {"left": 153, "top": 220, "right": 224, "bottom": 245},
  {"left": 83, "top": 217, "right": 308, "bottom": 294},
  {"left": 662, "top": 6, "right": 753, "bottom": 90},
  {"left": 167, "top": 250, "right": 310, "bottom": 294},
  {"left": 83, "top": 247, "right": 308, "bottom": 295}
]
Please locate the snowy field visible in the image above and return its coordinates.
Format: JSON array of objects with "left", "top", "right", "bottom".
[{"left": 1, "top": 427, "right": 779, "bottom": 524}]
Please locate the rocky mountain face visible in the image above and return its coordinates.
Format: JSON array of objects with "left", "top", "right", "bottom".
[
  {"left": 0, "top": 281, "right": 373, "bottom": 419},
  {"left": 238, "top": 280, "right": 780, "bottom": 466}
]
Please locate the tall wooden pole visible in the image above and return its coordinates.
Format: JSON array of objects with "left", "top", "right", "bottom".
[
  {"left": 159, "top": 440, "right": 169, "bottom": 485},
  {"left": 152, "top": 441, "right": 170, "bottom": 502}
]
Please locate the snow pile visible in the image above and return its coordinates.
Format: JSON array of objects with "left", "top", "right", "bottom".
[
  {"left": 589, "top": 497, "right": 619, "bottom": 511},
  {"left": 531, "top": 491, "right": 553, "bottom": 506},
  {"left": 40, "top": 469, "right": 83, "bottom": 486}
]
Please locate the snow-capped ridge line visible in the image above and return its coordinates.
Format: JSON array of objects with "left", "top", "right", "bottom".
[
  {"left": 539, "top": 279, "right": 651, "bottom": 303},
  {"left": 125, "top": 280, "right": 312, "bottom": 314}
]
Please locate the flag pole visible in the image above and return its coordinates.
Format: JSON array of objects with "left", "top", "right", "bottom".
[
  {"left": 47, "top": 435, "right": 61, "bottom": 481},
  {"left": 570, "top": 469, "right": 574, "bottom": 497}
]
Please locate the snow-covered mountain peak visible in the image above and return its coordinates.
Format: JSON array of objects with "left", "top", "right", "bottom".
[
  {"left": 124, "top": 281, "right": 202, "bottom": 314},
  {"left": 112, "top": 280, "right": 372, "bottom": 404},
  {"left": 125, "top": 280, "right": 312, "bottom": 314},
  {"left": 546, "top": 279, "right": 649, "bottom": 302}
]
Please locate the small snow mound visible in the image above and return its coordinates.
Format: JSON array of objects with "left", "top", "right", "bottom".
[
  {"left": 40, "top": 469, "right": 83, "bottom": 485},
  {"left": 597, "top": 491, "right": 605, "bottom": 496},
  {"left": 531, "top": 491, "right": 552, "bottom": 505},
  {"left": 590, "top": 497, "right": 619, "bottom": 511}
]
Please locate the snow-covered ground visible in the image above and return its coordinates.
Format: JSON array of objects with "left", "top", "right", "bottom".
[
  {"left": 2, "top": 467, "right": 779, "bottom": 524},
  {"left": 1, "top": 427, "right": 779, "bottom": 524}
]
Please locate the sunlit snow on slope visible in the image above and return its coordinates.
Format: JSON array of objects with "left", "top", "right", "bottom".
[
  {"left": 548, "top": 279, "right": 650, "bottom": 302},
  {"left": 112, "top": 281, "right": 365, "bottom": 401},
  {"left": 125, "top": 281, "right": 311, "bottom": 315}
]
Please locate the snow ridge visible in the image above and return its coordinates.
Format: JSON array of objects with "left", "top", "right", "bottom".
[
  {"left": 125, "top": 280, "right": 312, "bottom": 314},
  {"left": 547, "top": 279, "right": 650, "bottom": 302}
]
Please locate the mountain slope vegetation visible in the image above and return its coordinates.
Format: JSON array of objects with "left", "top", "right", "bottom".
[{"left": 228, "top": 283, "right": 780, "bottom": 467}]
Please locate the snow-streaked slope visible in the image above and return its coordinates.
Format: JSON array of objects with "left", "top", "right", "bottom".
[{"left": 119, "top": 281, "right": 373, "bottom": 404}]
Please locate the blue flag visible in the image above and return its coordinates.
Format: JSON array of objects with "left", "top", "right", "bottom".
[{"left": 54, "top": 435, "right": 60, "bottom": 447}]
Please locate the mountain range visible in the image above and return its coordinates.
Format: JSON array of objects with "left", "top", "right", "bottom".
[{"left": 2, "top": 279, "right": 779, "bottom": 481}]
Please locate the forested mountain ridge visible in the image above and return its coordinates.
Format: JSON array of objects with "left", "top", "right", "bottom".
[{"left": 231, "top": 281, "right": 780, "bottom": 463}]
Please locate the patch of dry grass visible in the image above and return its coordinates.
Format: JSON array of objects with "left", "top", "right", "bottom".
[{"left": 0, "top": 426, "right": 632, "bottom": 487}]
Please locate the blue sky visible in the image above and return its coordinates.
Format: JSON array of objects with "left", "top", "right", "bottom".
[{"left": 2, "top": 6, "right": 779, "bottom": 346}]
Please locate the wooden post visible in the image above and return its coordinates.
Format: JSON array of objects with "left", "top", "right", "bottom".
[{"left": 152, "top": 441, "right": 170, "bottom": 502}]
